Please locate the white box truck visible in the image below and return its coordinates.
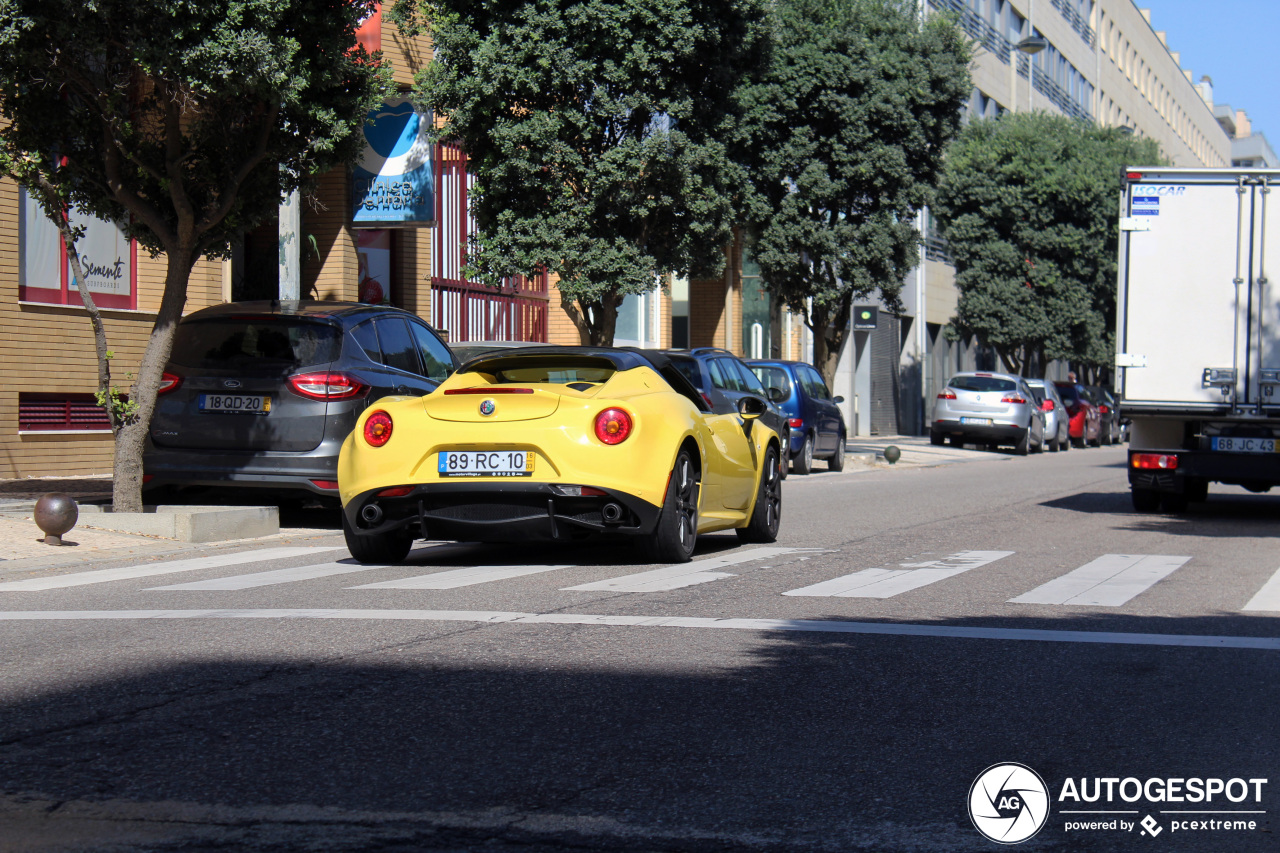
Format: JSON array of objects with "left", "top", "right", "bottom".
[{"left": 1116, "top": 167, "right": 1277, "bottom": 511}]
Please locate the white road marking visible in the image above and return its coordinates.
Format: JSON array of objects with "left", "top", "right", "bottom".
[
  {"left": 148, "top": 561, "right": 392, "bottom": 591},
  {"left": 564, "top": 547, "right": 806, "bottom": 592},
  {"left": 351, "top": 565, "right": 574, "bottom": 590},
  {"left": 0, "top": 547, "right": 342, "bottom": 591},
  {"left": 0, "top": 608, "right": 1276, "bottom": 651},
  {"left": 783, "top": 551, "right": 1014, "bottom": 598},
  {"left": 1242, "top": 568, "right": 1280, "bottom": 612},
  {"left": 1009, "top": 554, "right": 1191, "bottom": 607}
]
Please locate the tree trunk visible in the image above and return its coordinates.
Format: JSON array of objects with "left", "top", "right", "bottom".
[
  {"left": 111, "top": 246, "right": 199, "bottom": 512},
  {"left": 810, "top": 296, "right": 853, "bottom": 391},
  {"left": 561, "top": 291, "right": 624, "bottom": 347}
]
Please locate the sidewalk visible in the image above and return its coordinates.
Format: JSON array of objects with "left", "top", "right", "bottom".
[{"left": 0, "top": 476, "right": 332, "bottom": 571}]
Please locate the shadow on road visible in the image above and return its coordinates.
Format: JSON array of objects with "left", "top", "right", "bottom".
[{"left": 1, "top": 607, "right": 1277, "bottom": 851}]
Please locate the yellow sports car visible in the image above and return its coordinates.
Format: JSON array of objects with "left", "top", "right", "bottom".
[{"left": 337, "top": 347, "right": 783, "bottom": 564}]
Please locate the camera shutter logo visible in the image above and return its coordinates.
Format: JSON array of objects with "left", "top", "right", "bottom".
[{"left": 968, "top": 763, "right": 1050, "bottom": 844}]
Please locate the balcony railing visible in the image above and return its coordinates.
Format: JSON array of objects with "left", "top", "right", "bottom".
[{"left": 1048, "top": 0, "right": 1096, "bottom": 48}]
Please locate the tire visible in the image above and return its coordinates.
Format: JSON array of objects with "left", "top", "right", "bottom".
[
  {"left": 1071, "top": 435, "right": 1083, "bottom": 449},
  {"left": 827, "top": 434, "right": 846, "bottom": 471},
  {"left": 1131, "top": 488, "right": 1161, "bottom": 512},
  {"left": 1048, "top": 430, "right": 1060, "bottom": 452},
  {"left": 1101, "top": 424, "right": 1112, "bottom": 446},
  {"left": 930, "top": 430, "right": 945, "bottom": 446},
  {"left": 1060, "top": 427, "right": 1070, "bottom": 451},
  {"left": 343, "top": 511, "right": 414, "bottom": 564},
  {"left": 949, "top": 435, "right": 965, "bottom": 448},
  {"left": 737, "top": 445, "right": 782, "bottom": 544},
  {"left": 644, "top": 450, "right": 700, "bottom": 563},
  {"left": 1014, "top": 427, "right": 1030, "bottom": 456},
  {"left": 793, "top": 435, "right": 814, "bottom": 475}
]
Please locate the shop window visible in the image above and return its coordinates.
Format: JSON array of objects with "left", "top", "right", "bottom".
[
  {"left": 18, "top": 393, "right": 114, "bottom": 433},
  {"left": 18, "top": 188, "right": 137, "bottom": 310}
]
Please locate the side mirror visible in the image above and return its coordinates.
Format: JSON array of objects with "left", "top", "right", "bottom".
[
  {"left": 767, "top": 386, "right": 786, "bottom": 403},
  {"left": 833, "top": 395, "right": 845, "bottom": 404},
  {"left": 737, "top": 396, "right": 768, "bottom": 420}
]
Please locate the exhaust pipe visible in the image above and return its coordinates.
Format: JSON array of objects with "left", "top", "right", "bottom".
[
  {"left": 602, "top": 502, "right": 622, "bottom": 523},
  {"left": 360, "top": 503, "right": 384, "bottom": 525}
]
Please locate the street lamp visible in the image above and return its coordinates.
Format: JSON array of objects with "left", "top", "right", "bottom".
[{"left": 1015, "top": 36, "right": 1048, "bottom": 113}]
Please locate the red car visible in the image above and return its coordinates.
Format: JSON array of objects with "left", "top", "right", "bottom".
[{"left": 1053, "top": 382, "right": 1102, "bottom": 447}]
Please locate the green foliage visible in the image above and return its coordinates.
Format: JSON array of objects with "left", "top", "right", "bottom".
[
  {"left": 934, "top": 112, "right": 1163, "bottom": 375},
  {"left": 94, "top": 354, "right": 140, "bottom": 431},
  {"left": 731, "top": 0, "right": 971, "bottom": 379},
  {"left": 0, "top": 0, "right": 391, "bottom": 259},
  {"left": 410, "top": 0, "right": 770, "bottom": 344}
]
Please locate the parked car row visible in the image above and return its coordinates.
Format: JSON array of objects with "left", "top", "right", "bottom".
[
  {"left": 929, "top": 371, "right": 1126, "bottom": 456},
  {"left": 142, "top": 303, "right": 852, "bottom": 520}
]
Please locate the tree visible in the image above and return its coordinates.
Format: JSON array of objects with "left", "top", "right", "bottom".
[
  {"left": 0, "top": 0, "right": 390, "bottom": 511},
  {"left": 401, "top": 0, "right": 770, "bottom": 345},
  {"left": 933, "top": 112, "right": 1163, "bottom": 378},
  {"left": 731, "top": 0, "right": 969, "bottom": 385}
]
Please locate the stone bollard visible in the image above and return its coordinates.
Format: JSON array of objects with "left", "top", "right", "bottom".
[{"left": 34, "top": 493, "right": 78, "bottom": 546}]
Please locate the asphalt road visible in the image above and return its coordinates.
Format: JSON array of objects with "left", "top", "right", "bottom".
[{"left": 1, "top": 445, "right": 1277, "bottom": 852}]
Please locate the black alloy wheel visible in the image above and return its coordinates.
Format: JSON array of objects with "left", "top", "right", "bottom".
[
  {"left": 644, "top": 450, "right": 700, "bottom": 563},
  {"left": 738, "top": 445, "right": 782, "bottom": 543}
]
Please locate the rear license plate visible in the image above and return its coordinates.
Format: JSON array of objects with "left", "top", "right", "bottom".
[
  {"left": 960, "top": 417, "right": 992, "bottom": 426},
  {"left": 438, "top": 450, "right": 535, "bottom": 478},
  {"left": 199, "top": 394, "right": 270, "bottom": 415},
  {"left": 1211, "top": 436, "right": 1277, "bottom": 453}
]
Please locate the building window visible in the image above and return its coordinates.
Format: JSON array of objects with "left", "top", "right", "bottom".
[
  {"left": 18, "top": 393, "right": 114, "bottom": 433},
  {"left": 19, "top": 187, "right": 137, "bottom": 310}
]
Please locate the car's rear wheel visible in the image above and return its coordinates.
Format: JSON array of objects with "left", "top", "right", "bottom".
[
  {"left": 1014, "top": 427, "right": 1030, "bottom": 456},
  {"left": 793, "top": 435, "right": 814, "bottom": 475},
  {"left": 827, "top": 434, "right": 846, "bottom": 471},
  {"left": 343, "top": 511, "right": 414, "bottom": 564},
  {"left": 738, "top": 445, "right": 782, "bottom": 544},
  {"left": 644, "top": 450, "right": 700, "bottom": 563},
  {"left": 1048, "top": 429, "right": 1061, "bottom": 452}
]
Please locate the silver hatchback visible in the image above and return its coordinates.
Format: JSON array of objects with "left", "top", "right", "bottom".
[{"left": 930, "top": 371, "right": 1045, "bottom": 455}]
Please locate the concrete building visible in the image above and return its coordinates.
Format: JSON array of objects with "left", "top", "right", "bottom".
[{"left": 1210, "top": 98, "right": 1277, "bottom": 168}]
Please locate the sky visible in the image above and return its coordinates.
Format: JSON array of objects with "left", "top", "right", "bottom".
[{"left": 1140, "top": 0, "right": 1280, "bottom": 140}]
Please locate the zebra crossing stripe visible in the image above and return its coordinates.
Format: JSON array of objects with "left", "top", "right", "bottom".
[
  {"left": 1242, "top": 568, "right": 1280, "bottom": 612},
  {"left": 0, "top": 547, "right": 341, "bottom": 591},
  {"left": 1009, "top": 554, "right": 1191, "bottom": 607},
  {"left": 783, "top": 551, "right": 1014, "bottom": 598},
  {"left": 564, "top": 547, "right": 804, "bottom": 592},
  {"left": 147, "top": 560, "right": 392, "bottom": 591},
  {"left": 351, "top": 564, "right": 574, "bottom": 590},
  {"left": 0, "top": 608, "right": 1277, "bottom": 651}
]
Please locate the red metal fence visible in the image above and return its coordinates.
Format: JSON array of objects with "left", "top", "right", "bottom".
[{"left": 432, "top": 143, "right": 548, "bottom": 343}]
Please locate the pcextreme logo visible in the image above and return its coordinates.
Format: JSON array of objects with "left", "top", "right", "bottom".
[
  {"left": 968, "top": 763, "right": 1050, "bottom": 844},
  {"left": 969, "top": 764, "right": 1269, "bottom": 844}
]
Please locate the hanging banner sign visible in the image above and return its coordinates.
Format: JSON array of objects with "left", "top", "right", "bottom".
[{"left": 351, "top": 97, "right": 434, "bottom": 227}]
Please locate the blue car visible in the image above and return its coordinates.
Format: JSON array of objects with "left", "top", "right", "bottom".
[{"left": 747, "top": 360, "right": 847, "bottom": 474}]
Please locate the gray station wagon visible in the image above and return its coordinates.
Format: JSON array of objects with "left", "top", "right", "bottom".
[{"left": 144, "top": 300, "right": 455, "bottom": 502}]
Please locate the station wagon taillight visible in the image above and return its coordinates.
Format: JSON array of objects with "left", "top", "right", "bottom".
[
  {"left": 1041, "top": 400, "right": 1055, "bottom": 411},
  {"left": 288, "top": 372, "right": 368, "bottom": 401},
  {"left": 937, "top": 390, "right": 956, "bottom": 400},
  {"left": 363, "top": 411, "right": 393, "bottom": 447},
  {"left": 1000, "top": 395, "right": 1027, "bottom": 404},
  {"left": 157, "top": 372, "right": 182, "bottom": 395}
]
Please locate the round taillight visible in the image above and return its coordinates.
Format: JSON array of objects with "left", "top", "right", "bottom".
[
  {"left": 594, "top": 408, "right": 633, "bottom": 445},
  {"left": 364, "top": 410, "right": 393, "bottom": 447}
]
